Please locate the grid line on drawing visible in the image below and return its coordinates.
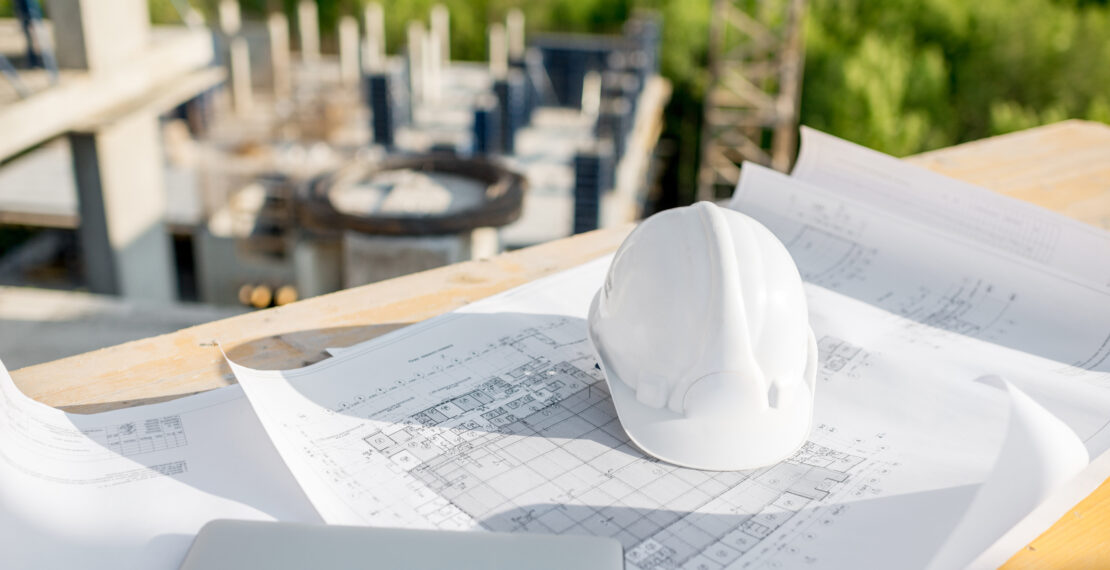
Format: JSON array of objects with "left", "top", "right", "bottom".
[
  {"left": 370, "top": 369, "right": 868, "bottom": 567},
  {"left": 333, "top": 323, "right": 874, "bottom": 569}
]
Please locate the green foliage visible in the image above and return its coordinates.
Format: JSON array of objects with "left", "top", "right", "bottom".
[
  {"left": 149, "top": 0, "right": 184, "bottom": 24},
  {"left": 802, "top": 0, "right": 1110, "bottom": 154}
]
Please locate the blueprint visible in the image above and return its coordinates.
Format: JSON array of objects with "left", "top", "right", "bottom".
[
  {"left": 0, "top": 362, "right": 321, "bottom": 570},
  {"left": 231, "top": 254, "right": 1110, "bottom": 568},
  {"left": 792, "top": 127, "right": 1110, "bottom": 292},
  {"left": 229, "top": 131, "right": 1110, "bottom": 568},
  {"left": 731, "top": 163, "right": 1110, "bottom": 374}
]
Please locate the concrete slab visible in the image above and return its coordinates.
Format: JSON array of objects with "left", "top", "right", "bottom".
[
  {"left": 0, "top": 139, "right": 204, "bottom": 230},
  {"left": 0, "top": 26, "right": 213, "bottom": 161}
]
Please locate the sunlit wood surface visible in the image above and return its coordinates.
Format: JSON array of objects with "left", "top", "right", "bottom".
[{"left": 12, "top": 119, "right": 1110, "bottom": 566}]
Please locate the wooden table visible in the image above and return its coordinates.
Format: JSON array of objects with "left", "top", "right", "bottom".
[{"left": 12, "top": 119, "right": 1110, "bottom": 567}]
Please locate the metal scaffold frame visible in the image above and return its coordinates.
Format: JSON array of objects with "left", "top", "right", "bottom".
[{"left": 696, "top": 0, "right": 806, "bottom": 202}]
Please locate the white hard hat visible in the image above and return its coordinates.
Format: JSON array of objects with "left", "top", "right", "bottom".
[{"left": 588, "top": 201, "right": 817, "bottom": 471}]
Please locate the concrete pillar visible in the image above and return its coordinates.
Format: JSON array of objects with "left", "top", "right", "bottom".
[
  {"left": 422, "top": 32, "right": 440, "bottom": 104},
  {"left": 367, "top": 73, "right": 396, "bottom": 147},
  {"left": 268, "top": 12, "right": 292, "bottom": 99},
  {"left": 228, "top": 37, "right": 253, "bottom": 114},
  {"left": 489, "top": 23, "right": 507, "bottom": 80},
  {"left": 507, "top": 9, "right": 525, "bottom": 62},
  {"left": 343, "top": 231, "right": 493, "bottom": 287},
  {"left": 48, "top": 0, "right": 175, "bottom": 301},
  {"left": 470, "top": 227, "right": 499, "bottom": 260},
  {"left": 218, "top": 0, "right": 240, "bottom": 35},
  {"left": 48, "top": 0, "right": 149, "bottom": 72},
  {"left": 581, "top": 70, "right": 602, "bottom": 119},
  {"left": 472, "top": 93, "right": 500, "bottom": 154},
  {"left": 362, "top": 3, "right": 385, "bottom": 73},
  {"left": 293, "top": 237, "right": 342, "bottom": 298},
  {"left": 70, "top": 111, "right": 175, "bottom": 301},
  {"left": 430, "top": 4, "right": 450, "bottom": 65},
  {"left": 297, "top": 0, "right": 320, "bottom": 63},
  {"left": 338, "top": 16, "right": 360, "bottom": 87},
  {"left": 407, "top": 22, "right": 425, "bottom": 104},
  {"left": 219, "top": 0, "right": 252, "bottom": 114}
]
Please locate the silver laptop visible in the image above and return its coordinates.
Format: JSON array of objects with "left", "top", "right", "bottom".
[{"left": 180, "top": 519, "right": 624, "bottom": 570}]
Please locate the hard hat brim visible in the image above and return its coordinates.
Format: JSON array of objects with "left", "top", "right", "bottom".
[{"left": 590, "top": 293, "right": 819, "bottom": 471}]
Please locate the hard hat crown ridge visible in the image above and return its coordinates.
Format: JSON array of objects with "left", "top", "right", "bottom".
[{"left": 588, "top": 201, "right": 817, "bottom": 471}]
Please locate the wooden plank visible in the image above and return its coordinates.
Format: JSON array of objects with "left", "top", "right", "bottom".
[
  {"left": 9, "top": 120, "right": 1110, "bottom": 565},
  {"left": 907, "top": 120, "right": 1110, "bottom": 230},
  {"left": 1004, "top": 487, "right": 1110, "bottom": 568},
  {"left": 11, "top": 225, "right": 632, "bottom": 412}
]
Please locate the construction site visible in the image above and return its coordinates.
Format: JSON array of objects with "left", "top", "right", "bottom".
[
  {"left": 0, "top": 1, "right": 679, "bottom": 366},
  {"left": 5, "top": 3, "right": 1110, "bottom": 568}
]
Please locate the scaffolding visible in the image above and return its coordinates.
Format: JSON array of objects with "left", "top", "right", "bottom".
[{"left": 696, "top": 0, "right": 806, "bottom": 202}]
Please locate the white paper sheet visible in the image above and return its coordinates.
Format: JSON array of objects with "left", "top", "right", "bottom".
[
  {"left": 970, "top": 440, "right": 1110, "bottom": 567},
  {"left": 731, "top": 163, "right": 1110, "bottom": 375},
  {"left": 792, "top": 127, "right": 1110, "bottom": 292},
  {"left": 0, "top": 361, "right": 321, "bottom": 570},
  {"left": 228, "top": 254, "right": 1110, "bottom": 569},
  {"left": 925, "top": 377, "right": 1089, "bottom": 570}
]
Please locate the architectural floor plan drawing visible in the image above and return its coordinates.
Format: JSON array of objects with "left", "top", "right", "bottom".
[
  {"left": 230, "top": 247, "right": 1110, "bottom": 568},
  {"left": 233, "top": 299, "right": 896, "bottom": 569},
  {"left": 229, "top": 128, "right": 1110, "bottom": 567},
  {"left": 732, "top": 164, "right": 1110, "bottom": 372},
  {"left": 0, "top": 360, "right": 322, "bottom": 570},
  {"left": 776, "top": 219, "right": 1021, "bottom": 344},
  {"left": 81, "top": 416, "right": 189, "bottom": 458},
  {"left": 791, "top": 127, "right": 1103, "bottom": 281},
  {"left": 815, "top": 336, "right": 872, "bottom": 383}
]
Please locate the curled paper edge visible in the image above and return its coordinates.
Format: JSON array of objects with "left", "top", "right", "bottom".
[{"left": 925, "top": 376, "right": 1089, "bottom": 570}]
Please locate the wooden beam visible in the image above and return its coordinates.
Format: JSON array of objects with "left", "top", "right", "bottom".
[{"left": 11, "top": 225, "right": 633, "bottom": 411}]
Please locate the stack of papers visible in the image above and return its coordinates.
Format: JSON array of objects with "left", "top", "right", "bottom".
[{"left": 2, "top": 129, "right": 1109, "bottom": 569}]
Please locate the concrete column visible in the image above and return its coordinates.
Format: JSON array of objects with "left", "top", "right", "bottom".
[
  {"left": 430, "top": 4, "right": 450, "bottom": 65},
  {"left": 407, "top": 22, "right": 425, "bottom": 104},
  {"left": 488, "top": 23, "right": 507, "bottom": 80},
  {"left": 338, "top": 16, "right": 360, "bottom": 87},
  {"left": 229, "top": 38, "right": 253, "bottom": 114},
  {"left": 581, "top": 70, "right": 602, "bottom": 119},
  {"left": 298, "top": 0, "right": 320, "bottom": 63},
  {"left": 218, "top": 0, "right": 240, "bottom": 35},
  {"left": 422, "top": 32, "right": 440, "bottom": 103},
  {"left": 70, "top": 111, "right": 175, "bottom": 301},
  {"left": 48, "top": 0, "right": 175, "bottom": 301},
  {"left": 228, "top": 38, "right": 253, "bottom": 114},
  {"left": 268, "top": 12, "right": 292, "bottom": 99},
  {"left": 362, "top": 3, "right": 385, "bottom": 73},
  {"left": 293, "top": 237, "right": 342, "bottom": 298},
  {"left": 219, "top": 0, "right": 252, "bottom": 114},
  {"left": 507, "top": 9, "right": 525, "bottom": 62},
  {"left": 343, "top": 232, "right": 474, "bottom": 287},
  {"left": 48, "top": 0, "right": 149, "bottom": 72}
]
